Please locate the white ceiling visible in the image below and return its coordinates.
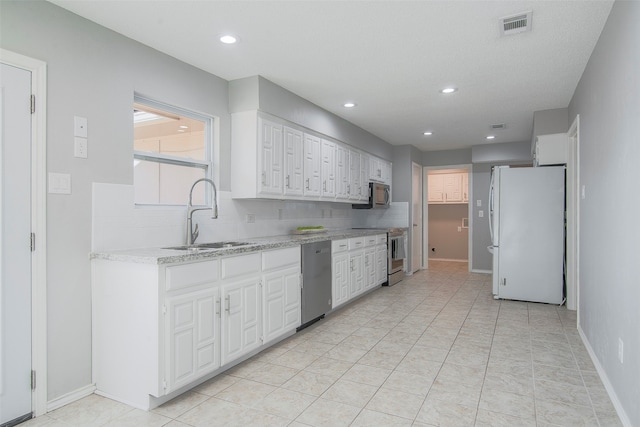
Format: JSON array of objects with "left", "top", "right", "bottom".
[{"left": 49, "top": 0, "right": 613, "bottom": 152}]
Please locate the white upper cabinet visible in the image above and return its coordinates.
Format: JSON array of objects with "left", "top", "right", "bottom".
[
  {"left": 428, "top": 172, "right": 468, "bottom": 204},
  {"left": 303, "top": 133, "right": 322, "bottom": 197},
  {"left": 321, "top": 139, "right": 336, "bottom": 198},
  {"left": 335, "top": 144, "right": 350, "bottom": 200},
  {"left": 231, "top": 110, "right": 392, "bottom": 203},
  {"left": 349, "top": 150, "right": 362, "bottom": 201},
  {"left": 258, "top": 119, "right": 284, "bottom": 196},
  {"left": 283, "top": 126, "right": 304, "bottom": 197}
]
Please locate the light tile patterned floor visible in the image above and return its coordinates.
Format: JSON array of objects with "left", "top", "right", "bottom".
[{"left": 24, "top": 261, "right": 622, "bottom": 426}]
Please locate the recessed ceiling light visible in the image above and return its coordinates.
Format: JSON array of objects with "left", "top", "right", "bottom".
[
  {"left": 219, "top": 35, "right": 238, "bottom": 44},
  {"left": 440, "top": 87, "right": 458, "bottom": 94},
  {"left": 423, "top": 131, "right": 433, "bottom": 136},
  {"left": 486, "top": 135, "right": 496, "bottom": 140},
  {"left": 343, "top": 102, "right": 356, "bottom": 108},
  {"left": 177, "top": 129, "right": 185, "bottom": 133},
  {"left": 179, "top": 125, "right": 189, "bottom": 129}
]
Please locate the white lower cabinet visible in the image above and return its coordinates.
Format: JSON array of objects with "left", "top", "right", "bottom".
[
  {"left": 166, "top": 287, "right": 220, "bottom": 392},
  {"left": 92, "top": 246, "right": 301, "bottom": 410},
  {"left": 220, "top": 278, "right": 261, "bottom": 365},
  {"left": 331, "top": 234, "right": 386, "bottom": 309}
]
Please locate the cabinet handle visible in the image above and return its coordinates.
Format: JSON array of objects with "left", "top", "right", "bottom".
[
  {"left": 286, "top": 175, "right": 290, "bottom": 188},
  {"left": 306, "top": 178, "right": 310, "bottom": 189},
  {"left": 225, "top": 295, "right": 230, "bottom": 313},
  {"left": 347, "top": 184, "right": 351, "bottom": 194},
  {"left": 215, "top": 297, "right": 221, "bottom": 316},
  {"left": 261, "top": 171, "right": 266, "bottom": 185},
  {"left": 350, "top": 259, "right": 354, "bottom": 272},
  {"left": 323, "top": 180, "right": 326, "bottom": 191}
]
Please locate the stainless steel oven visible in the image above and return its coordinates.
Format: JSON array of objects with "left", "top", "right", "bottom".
[{"left": 386, "top": 228, "right": 406, "bottom": 286}]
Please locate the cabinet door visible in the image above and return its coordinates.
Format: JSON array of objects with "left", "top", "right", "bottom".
[
  {"left": 166, "top": 287, "right": 220, "bottom": 392},
  {"left": 376, "top": 245, "right": 388, "bottom": 285},
  {"left": 443, "top": 173, "right": 463, "bottom": 202},
  {"left": 349, "top": 250, "right": 365, "bottom": 297},
  {"left": 359, "top": 154, "right": 369, "bottom": 201},
  {"left": 332, "top": 253, "right": 350, "bottom": 309},
  {"left": 284, "top": 126, "right": 304, "bottom": 197},
  {"left": 349, "top": 150, "right": 362, "bottom": 200},
  {"left": 303, "top": 134, "right": 322, "bottom": 197},
  {"left": 263, "top": 267, "right": 301, "bottom": 344},
  {"left": 335, "top": 145, "right": 350, "bottom": 200},
  {"left": 381, "top": 161, "right": 392, "bottom": 185},
  {"left": 321, "top": 139, "right": 336, "bottom": 198},
  {"left": 221, "top": 278, "right": 261, "bottom": 365},
  {"left": 258, "top": 119, "right": 283, "bottom": 195},
  {"left": 462, "top": 172, "right": 469, "bottom": 202},
  {"left": 364, "top": 248, "right": 377, "bottom": 290},
  {"left": 428, "top": 174, "right": 444, "bottom": 202}
]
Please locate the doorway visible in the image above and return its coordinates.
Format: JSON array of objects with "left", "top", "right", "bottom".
[
  {"left": 0, "top": 49, "right": 47, "bottom": 422},
  {"left": 423, "top": 165, "right": 472, "bottom": 269}
]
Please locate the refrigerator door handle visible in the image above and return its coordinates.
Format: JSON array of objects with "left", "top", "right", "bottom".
[{"left": 488, "top": 170, "right": 495, "bottom": 245}]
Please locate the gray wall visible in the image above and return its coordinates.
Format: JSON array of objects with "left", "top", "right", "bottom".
[
  {"left": 471, "top": 163, "right": 493, "bottom": 271},
  {"left": 427, "top": 204, "right": 468, "bottom": 261},
  {"left": 230, "top": 76, "right": 393, "bottom": 160},
  {"left": 568, "top": 1, "right": 639, "bottom": 424},
  {"left": 532, "top": 107, "right": 569, "bottom": 145},
  {"left": 391, "top": 145, "right": 423, "bottom": 271},
  {"left": 471, "top": 140, "right": 532, "bottom": 165},
  {"left": 1, "top": 1, "right": 231, "bottom": 400},
  {"left": 423, "top": 148, "right": 471, "bottom": 167}
]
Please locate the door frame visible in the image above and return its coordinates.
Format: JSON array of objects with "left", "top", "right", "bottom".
[
  {"left": 566, "top": 115, "right": 580, "bottom": 313},
  {"left": 410, "top": 162, "right": 423, "bottom": 272},
  {"left": 423, "top": 164, "right": 473, "bottom": 271},
  {"left": 0, "top": 49, "right": 48, "bottom": 417}
]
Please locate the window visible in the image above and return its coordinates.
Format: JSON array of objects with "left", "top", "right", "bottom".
[{"left": 133, "top": 96, "right": 213, "bottom": 205}]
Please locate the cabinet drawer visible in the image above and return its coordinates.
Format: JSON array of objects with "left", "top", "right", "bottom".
[
  {"left": 221, "top": 253, "right": 261, "bottom": 280},
  {"left": 166, "top": 260, "right": 219, "bottom": 292},
  {"left": 332, "top": 239, "right": 349, "bottom": 254},
  {"left": 377, "top": 234, "right": 388, "bottom": 245},
  {"left": 365, "top": 235, "right": 378, "bottom": 247},
  {"left": 348, "top": 237, "right": 365, "bottom": 250},
  {"left": 263, "top": 246, "right": 300, "bottom": 271}
]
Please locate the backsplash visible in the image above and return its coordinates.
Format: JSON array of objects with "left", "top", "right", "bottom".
[{"left": 92, "top": 183, "right": 410, "bottom": 252}]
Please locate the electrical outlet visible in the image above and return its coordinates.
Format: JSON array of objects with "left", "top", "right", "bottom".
[
  {"left": 74, "top": 137, "right": 88, "bottom": 158},
  {"left": 457, "top": 226, "right": 462, "bottom": 232},
  {"left": 618, "top": 338, "right": 624, "bottom": 363}
]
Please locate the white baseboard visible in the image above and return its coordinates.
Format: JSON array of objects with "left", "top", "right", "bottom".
[
  {"left": 577, "top": 326, "right": 632, "bottom": 427},
  {"left": 47, "top": 384, "right": 96, "bottom": 412},
  {"left": 429, "top": 258, "right": 468, "bottom": 262},
  {"left": 471, "top": 269, "right": 492, "bottom": 274}
]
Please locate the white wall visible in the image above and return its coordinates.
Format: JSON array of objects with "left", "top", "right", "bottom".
[
  {"left": 0, "top": 1, "right": 230, "bottom": 401},
  {"left": 568, "top": 1, "right": 639, "bottom": 425}
]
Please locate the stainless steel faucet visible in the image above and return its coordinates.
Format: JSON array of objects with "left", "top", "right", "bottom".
[{"left": 186, "top": 178, "right": 218, "bottom": 245}]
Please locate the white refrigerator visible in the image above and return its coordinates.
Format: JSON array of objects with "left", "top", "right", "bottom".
[{"left": 489, "top": 166, "right": 565, "bottom": 304}]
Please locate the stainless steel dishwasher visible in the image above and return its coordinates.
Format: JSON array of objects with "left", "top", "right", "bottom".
[{"left": 299, "top": 240, "right": 332, "bottom": 329}]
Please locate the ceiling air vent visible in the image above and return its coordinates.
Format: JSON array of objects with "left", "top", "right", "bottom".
[
  {"left": 491, "top": 123, "right": 506, "bottom": 130},
  {"left": 500, "top": 11, "right": 532, "bottom": 36}
]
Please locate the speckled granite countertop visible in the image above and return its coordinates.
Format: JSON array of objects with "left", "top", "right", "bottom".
[{"left": 90, "top": 228, "right": 392, "bottom": 265}]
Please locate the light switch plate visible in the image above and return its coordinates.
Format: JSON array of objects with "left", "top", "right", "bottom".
[
  {"left": 48, "top": 172, "right": 71, "bottom": 194},
  {"left": 74, "top": 116, "right": 88, "bottom": 137},
  {"left": 477, "top": 199, "right": 482, "bottom": 207},
  {"left": 478, "top": 210, "right": 484, "bottom": 218}
]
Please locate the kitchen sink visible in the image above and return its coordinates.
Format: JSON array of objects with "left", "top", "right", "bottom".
[{"left": 163, "top": 241, "right": 254, "bottom": 251}]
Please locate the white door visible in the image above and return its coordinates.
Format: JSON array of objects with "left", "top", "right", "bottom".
[
  {"left": 411, "top": 163, "right": 423, "bottom": 272},
  {"left": 0, "top": 63, "right": 33, "bottom": 424}
]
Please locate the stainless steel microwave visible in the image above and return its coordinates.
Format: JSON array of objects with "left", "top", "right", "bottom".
[{"left": 352, "top": 182, "right": 390, "bottom": 209}]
